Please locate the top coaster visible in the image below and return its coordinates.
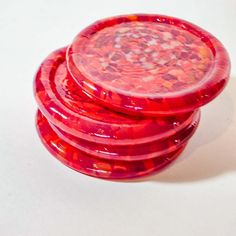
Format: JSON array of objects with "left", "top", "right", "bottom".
[{"left": 67, "top": 14, "right": 230, "bottom": 116}]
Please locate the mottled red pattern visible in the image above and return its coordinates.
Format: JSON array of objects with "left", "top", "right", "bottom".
[
  {"left": 34, "top": 14, "right": 230, "bottom": 179},
  {"left": 72, "top": 22, "right": 213, "bottom": 94},
  {"left": 67, "top": 14, "right": 230, "bottom": 116},
  {"left": 34, "top": 48, "right": 200, "bottom": 178},
  {"left": 49, "top": 113, "right": 199, "bottom": 161},
  {"left": 34, "top": 48, "right": 196, "bottom": 145},
  {"left": 36, "top": 110, "right": 187, "bottom": 179}
]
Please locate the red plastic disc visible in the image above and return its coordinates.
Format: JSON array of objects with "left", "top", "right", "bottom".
[
  {"left": 36, "top": 110, "right": 187, "bottom": 179},
  {"left": 34, "top": 48, "right": 197, "bottom": 145},
  {"left": 67, "top": 14, "right": 230, "bottom": 116}
]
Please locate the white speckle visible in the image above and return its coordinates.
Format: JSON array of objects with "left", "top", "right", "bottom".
[
  {"left": 161, "top": 43, "right": 171, "bottom": 49},
  {"left": 150, "top": 70, "right": 157, "bottom": 74},
  {"left": 162, "top": 32, "right": 172, "bottom": 40},
  {"left": 170, "top": 40, "right": 181, "bottom": 47},
  {"left": 170, "top": 54, "right": 176, "bottom": 60},
  {"left": 144, "top": 48, "right": 152, "bottom": 53},
  {"left": 125, "top": 52, "right": 133, "bottom": 61},
  {"left": 117, "top": 27, "right": 130, "bottom": 33},
  {"left": 147, "top": 39, "right": 157, "bottom": 46},
  {"left": 132, "top": 34, "right": 140, "bottom": 39},
  {"left": 158, "top": 59, "right": 167, "bottom": 65},
  {"left": 140, "top": 33, "right": 148, "bottom": 37},
  {"left": 151, "top": 52, "right": 158, "bottom": 58},
  {"left": 139, "top": 57, "right": 147, "bottom": 62},
  {"left": 143, "top": 76, "right": 155, "bottom": 82},
  {"left": 101, "top": 62, "right": 109, "bottom": 68},
  {"left": 143, "top": 62, "right": 155, "bottom": 69},
  {"left": 108, "top": 52, "right": 114, "bottom": 59},
  {"left": 133, "top": 49, "right": 141, "bottom": 54},
  {"left": 115, "top": 37, "right": 121, "bottom": 43},
  {"left": 114, "top": 44, "right": 121, "bottom": 49},
  {"left": 152, "top": 34, "right": 159, "bottom": 39}
]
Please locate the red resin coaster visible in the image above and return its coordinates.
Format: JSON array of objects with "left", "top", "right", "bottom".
[
  {"left": 36, "top": 110, "right": 187, "bottom": 179},
  {"left": 34, "top": 48, "right": 197, "bottom": 145},
  {"left": 49, "top": 110, "right": 200, "bottom": 161},
  {"left": 67, "top": 14, "right": 230, "bottom": 116}
]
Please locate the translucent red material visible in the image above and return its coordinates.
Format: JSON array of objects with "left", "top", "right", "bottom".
[
  {"left": 36, "top": 110, "right": 188, "bottom": 179},
  {"left": 67, "top": 14, "right": 230, "bottom": 116},
  {"left": 49, "top": 113, "right": 199, "bottom": 161},
  {"left": 34, "top": 48, "right": 197, "bottom": 145},
  {"left": 34, "top": 14, "right": 230, "bottom": 179}
]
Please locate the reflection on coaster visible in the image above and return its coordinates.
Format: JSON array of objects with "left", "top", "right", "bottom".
[
  {"left": 36, "top": 110, "right": 187, "bottom": 179},
  {"left": 34, "top": 48, "right": 197, "bottom": 145},
  {"left": 49, "top": 111, "right": 200, "bottom": 161}
]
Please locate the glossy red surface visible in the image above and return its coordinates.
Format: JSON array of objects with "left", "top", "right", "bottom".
[
  {"left": 36, "top": 110, "right": 187, "bottom": 179},
  {"left": 67, "top": 14, "right": 230, "bottom": 116},
  {"left": 34, "top": 14, "right": 230, "bottom": 179},
  {"left": 49, "top": 111, "right": 199, "bottom": 161},
  {"left": 34, "top": 48, "right": 197, "bottom": 145}
]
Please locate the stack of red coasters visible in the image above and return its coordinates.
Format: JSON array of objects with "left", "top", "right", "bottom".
[{"left": 34, "top": 14, "right": 230, "bottom": 179}]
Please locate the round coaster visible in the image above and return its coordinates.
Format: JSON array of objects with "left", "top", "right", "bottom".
[
  {"left": 67, "top": 14, "right": 230, "bottom": 116},
  {"left": 34, "top": 47, "right": 197, "bottom": 145},
  {"left": 36, "top": 110, "right": 187, "bottom": 179},
  {"left": 49, "top": 110, "right": 200, "bottom": 161}
]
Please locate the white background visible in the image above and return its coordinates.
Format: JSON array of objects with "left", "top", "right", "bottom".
[{"left": 0, "top": 0, "right": 236, "bottom": 235}]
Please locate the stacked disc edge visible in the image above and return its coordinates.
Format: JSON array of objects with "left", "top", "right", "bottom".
[{"left": 34, "top": 14, "right": 230, "bottom": 179}]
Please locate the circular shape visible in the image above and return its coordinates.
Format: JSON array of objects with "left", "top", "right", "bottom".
[
  {"left": 36, "top": 110, "right": 187, "bottom": 179},
  {"left": 34, "top": 47, "right": 197, "bottom": 145},
  {"left": 71, "top": 22, "right": 213, "bottom": 94},
  {"left": 67, "top": 14, "right": 230, "bottom": 116},
  {"left": 49, "top": 110, "right": 200, "bottom": 161}
]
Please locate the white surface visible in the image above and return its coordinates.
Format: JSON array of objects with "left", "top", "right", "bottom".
[{"left": 0, "top": 0, "right": 236, "bottom": 235}]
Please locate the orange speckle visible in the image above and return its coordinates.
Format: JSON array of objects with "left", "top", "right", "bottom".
[
  {"left": 163, "top": 81, "right": 173, "bottom": 89},
  {"left": 94, "top": 162, "right": 112, "bottom": 172},
  {"left": 127, "top": 15, "right": 138, "bottom": 21},
  {"left": 199, "top": 46, "right": 210, "bottom": 58}
]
